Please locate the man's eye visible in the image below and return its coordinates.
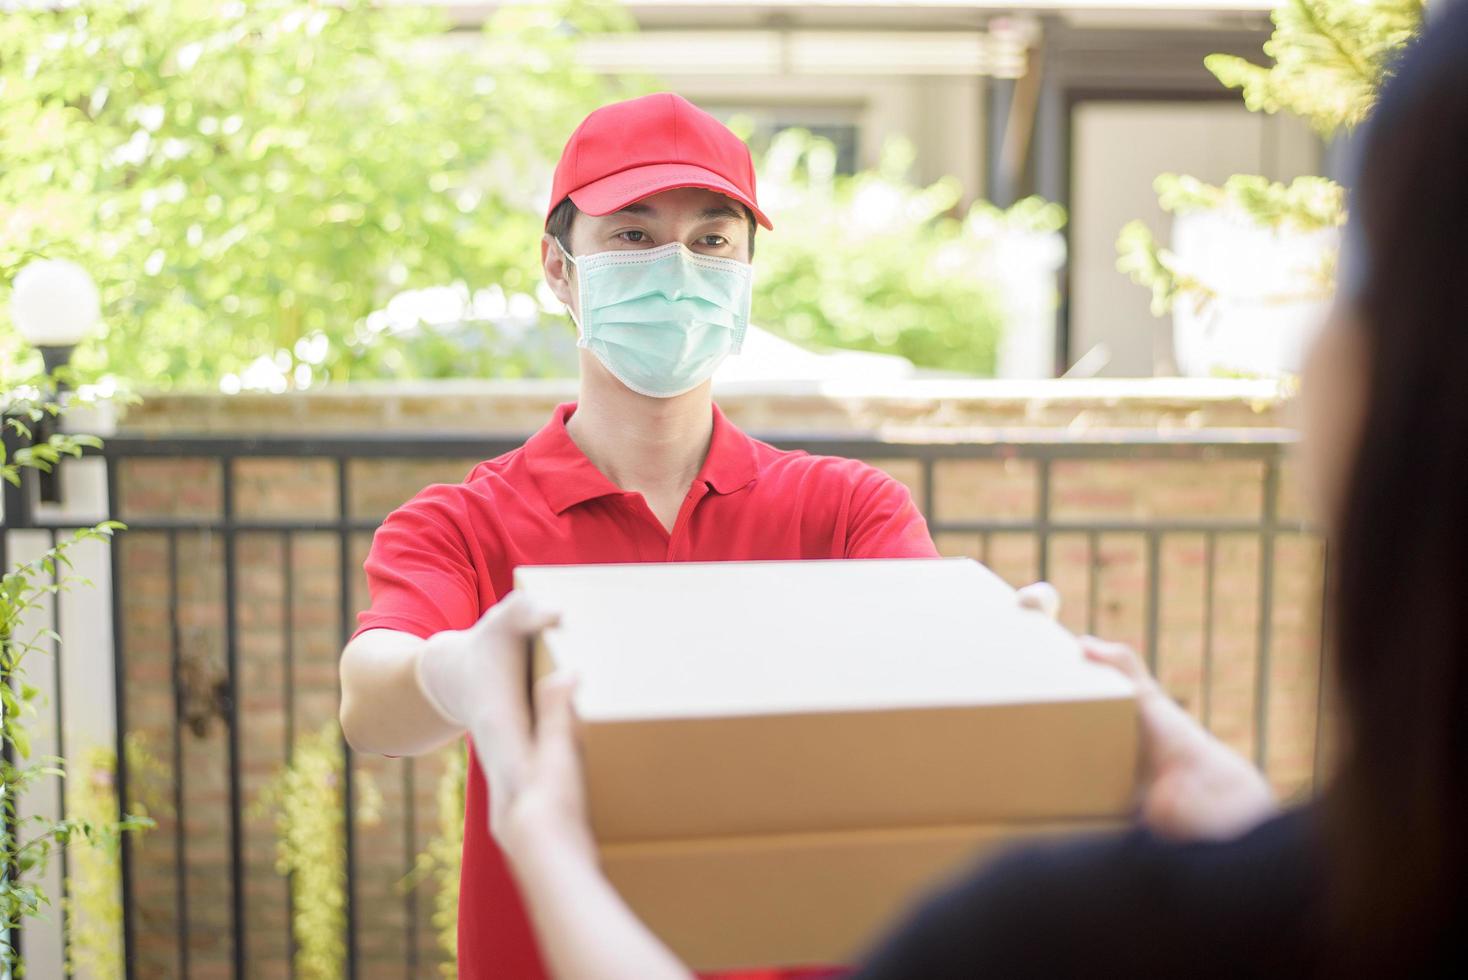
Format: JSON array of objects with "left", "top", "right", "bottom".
[
  {"left": 618, "top": 230, "right": 648, "bottom": 243},
  {"left": 701, "top": 235, "right": 728, "bottom": 248}
]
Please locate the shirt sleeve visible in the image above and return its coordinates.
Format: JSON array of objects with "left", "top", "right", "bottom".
[
  {"left": 845, "top": 465, "right": 940, "bottom": 559},
  {"left": 353, "top": 483, "right": 486, "bottom": 640}
]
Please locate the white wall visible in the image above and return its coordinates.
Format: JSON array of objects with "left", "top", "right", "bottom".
[
  {"left": 1069, "top": 102, "right": 1322, "bottom": 376},
  {"left": 4, "top": 407, "right": 119, "bottom": 980}
]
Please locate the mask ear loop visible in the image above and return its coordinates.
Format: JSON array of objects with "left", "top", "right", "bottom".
[{"left": 555, "top": 237, "right": 586, "bottom": 334}]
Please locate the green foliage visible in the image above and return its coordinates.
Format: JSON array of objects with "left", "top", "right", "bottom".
[
  {"left": 3, "top": 0, "right": 1059, "bottom": 387},
  {"left": 62, "top": 737, "right": 163, "bottom": 979},
  {"left": 1, "top": 376, "right": 150, "bottom": 978},
  {"left": 61, "top": 746, "right": 126, "bottom": 978},
  {"left": 0, "top": 0, "right": 636, "bottom": 388},
  {"left": 1116, "top": 221, "right": 1210, "bottom": 320},
  {"left": 753, "top": 131, "right": 1065, "bottom": 375},
  {"left": 256, "top": 722, "right": 381, "bottom": 980},
  {"left": 1205, "top": 0, "right": 1426, "bottom": 135},
  {"left": 1117, "top": 0, "right": 1421, "bottom": 320},
  {"left": 1151, "top": 174, "right": 1346, "bottom": 231}
]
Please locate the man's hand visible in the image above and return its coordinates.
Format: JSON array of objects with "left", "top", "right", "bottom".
[
  {"left": 1082, "top": 636, "right": 1277, "bottom": 840},
  {"left": 416, "top": 592, "right": 557, "bottom": 727},
  {"left": 1015, "top": 581, "right": 1062, "bottom": 619}
]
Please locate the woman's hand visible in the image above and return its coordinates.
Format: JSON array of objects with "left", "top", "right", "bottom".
[
  {"left": 441, "top": 595, "right": 689, "bottom": 980},
  {"left": 1081, "top": 636, "right": 1277, "bottom": 840},
  {"left": 489, "top": 669, "right": 598, "bottom": 868},
  {"left": 1017, "top": 581, "right": 1277, "bottom": 841},
  {"left": 415, "top": 592, "right": 597, "bottom": 864}
]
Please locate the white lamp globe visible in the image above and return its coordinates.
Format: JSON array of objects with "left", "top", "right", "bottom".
[{"left": 10, "top": 258, "right": 101, "bottom": 348}]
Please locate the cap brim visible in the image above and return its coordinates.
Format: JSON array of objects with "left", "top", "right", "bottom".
[{"left": 568, "top": 162, "right": 773, "bottom": 230}]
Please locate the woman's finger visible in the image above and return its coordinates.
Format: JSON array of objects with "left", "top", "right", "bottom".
[
  {"left": 530, "top": 672, "right": 584, "bottom": 800},
  {"left": 1080, "top": 635, "right": 1149, "bottom": 684},
  {"left": 528, "top": 673, "right": 596, "bottom": 850},
  {"left": 532, "top": 671, "right": 581, "bottom": 754}
]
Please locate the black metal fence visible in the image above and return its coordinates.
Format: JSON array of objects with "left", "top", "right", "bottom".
[{"left": 0, "top": 428, "right": 1324, "bottom": 978}]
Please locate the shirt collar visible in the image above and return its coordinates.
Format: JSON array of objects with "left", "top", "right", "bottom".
[
  {"left": 701, "top": 403, "right": 759, "bottom": 495},
  {"left": 523, "top": 403, "right": 624, "bottom": 514},
  {"left": 524, "top": 402, "right": 758, "bottom": 515}
]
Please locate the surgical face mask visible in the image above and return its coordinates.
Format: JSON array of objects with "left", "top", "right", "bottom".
[{"left": 558, "top": 239, "right": 753, "bottom": 398}]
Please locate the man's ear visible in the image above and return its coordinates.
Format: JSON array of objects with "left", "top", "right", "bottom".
[{"left": 541, "top": 234, "right": 574, "bottom": 309}]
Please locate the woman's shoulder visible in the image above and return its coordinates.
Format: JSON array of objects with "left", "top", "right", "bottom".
[{"left": 854, "top": 807, "right": 1322, "bottom": 980}]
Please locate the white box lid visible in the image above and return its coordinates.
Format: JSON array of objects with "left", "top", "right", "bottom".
[{"left": 514, "top": 558, "right": 1134, "bottom": 721}]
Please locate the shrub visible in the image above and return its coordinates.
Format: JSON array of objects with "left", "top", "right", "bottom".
[
  {"left": 1117, "top": 0, "right": 1425, "bottom": 317},
  {"left": 0, "top": 0, "right": 634, "bottom": 388},
  {"left": 753, "top": 131, "right": 1064, "bottom": 376}
]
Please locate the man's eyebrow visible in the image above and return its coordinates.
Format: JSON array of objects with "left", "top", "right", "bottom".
[
  {"left": 613, "top": 202, "right": 655, "bottom": 216},
  {"left": 699, "top": 206, "right": 744, "bottom": 221}
]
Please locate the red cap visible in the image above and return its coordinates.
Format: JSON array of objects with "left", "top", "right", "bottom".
[{"left": 547, "top": 93, "right": 773, "bottom": 231}]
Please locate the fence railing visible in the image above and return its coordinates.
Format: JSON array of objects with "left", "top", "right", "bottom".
[{"left": 0, "top": 428, "right": 1325, "bottom": 978}]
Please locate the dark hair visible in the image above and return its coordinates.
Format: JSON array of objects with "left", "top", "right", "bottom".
[
  {"left": 1326, "top": 2, "right": 1468, "bottom": 971},
  {"left": 545, "top": 195, "right": 757, "bottom": 260}
]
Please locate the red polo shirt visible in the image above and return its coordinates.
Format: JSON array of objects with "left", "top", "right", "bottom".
[{"left": 355, "top": 403, "right": 938, "bottom": 979}]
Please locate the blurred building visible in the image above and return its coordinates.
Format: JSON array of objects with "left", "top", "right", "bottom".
[{"left": 437, "top": 1, "right": 1324, "bottom": 377}]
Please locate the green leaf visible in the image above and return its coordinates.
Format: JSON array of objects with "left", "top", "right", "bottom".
[
  {"left": 1115, "top": 221, "right": 1177, "bottom": 317},
  {"left": 1205, "top": 0, "right": 1426, "bottom": 135},
  {"left": 11, "top": 724, "right": 32, "bottom": 759}
]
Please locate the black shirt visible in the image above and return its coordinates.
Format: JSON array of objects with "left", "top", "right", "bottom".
[{"left": 853, "top": 808, "right": 1322, "bottom": 979}]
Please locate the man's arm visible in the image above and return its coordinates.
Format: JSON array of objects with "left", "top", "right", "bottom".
[
  {"left": 342, "top": 596, "right": 568, "bottom": 764},
  {"left": 339, "top": 628, "right": 461, "bottom": 757},
  {"left": 342, "top": 483, "right": 488, "bottom": 755}
]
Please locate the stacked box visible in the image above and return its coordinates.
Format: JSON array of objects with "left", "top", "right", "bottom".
[{"left": 514, "top": 558, "right": 1138, "bottom": 970}]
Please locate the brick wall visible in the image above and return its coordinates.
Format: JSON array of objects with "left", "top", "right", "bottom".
[{"left": 111, "top": 380, "right": 1321, "bottom": 978}]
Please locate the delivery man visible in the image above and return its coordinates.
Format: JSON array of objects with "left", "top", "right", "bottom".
[{"left": 338, "top": 92, "right": 940, "bottom": 979}]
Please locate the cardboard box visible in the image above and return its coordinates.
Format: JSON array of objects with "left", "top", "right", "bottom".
[
  {"left": 513, "top": 558, "right": 1137, "bottom": 968},
  {"left": 599, "top": 821, "right": 1111, "bottom": 969}
]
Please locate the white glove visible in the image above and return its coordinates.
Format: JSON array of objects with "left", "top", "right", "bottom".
[
  {"left": 414, "top": 593, "right": 561, "bottom": 731},
  {"left": 1015, "top": 580, "right": 1062, "bottom": 619}
]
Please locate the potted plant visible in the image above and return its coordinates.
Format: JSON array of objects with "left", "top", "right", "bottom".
[{"left": 1117, "top": 0, "right": 1426, "bottom": 377}]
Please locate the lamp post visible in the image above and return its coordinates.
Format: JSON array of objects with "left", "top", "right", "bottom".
[{"left": 8, "top": 258, "right": 101, "bottom": 504}]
